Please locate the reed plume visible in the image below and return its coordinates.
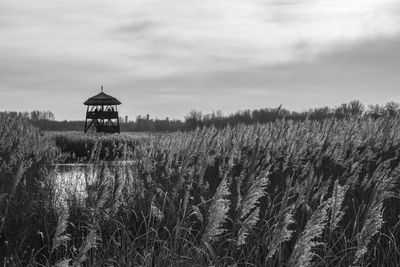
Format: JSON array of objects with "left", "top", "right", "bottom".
[
  {"left": 353, "top": 173, "right": 396, "bottom": 265},
  {"left": 53, "top": 259, "right": 72, "bottom": 267},
  {"left": 237, "top": 173, "right": 269, "bottom": 247},
  {"left": 150, "top": 197, "right": 165, "bottom": 221},
  {"left": 267, "top": 205, "right": 294, "bottom": 259},
  {"left": 288, "top": 200, "right": 330, "bottom": 267},
  {"left": 202, "top": 177, "right": 231, "bottom": 243},
  {"left": 353, "top": 201, "right": 384, "bottom": 265},
  {"left": 51, "top": 209, "right": 70, "bottom": 254},
  {"left": 329, "top": 179, "right": 348, "bottom": 232},
  {"left": 73, "top": 228, "right": 98, "bottom": 266}
]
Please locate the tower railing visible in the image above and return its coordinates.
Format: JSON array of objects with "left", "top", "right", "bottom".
[{"left": 86, "top": 111, "right": 119, "bottom": 120}]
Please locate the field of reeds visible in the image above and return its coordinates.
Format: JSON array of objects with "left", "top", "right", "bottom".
[
  {"left": 2, "top": 113, "right": 400, "bottom": 266},
  {"left": 45, "top": 131, "right": 151, "bottom": 162}
]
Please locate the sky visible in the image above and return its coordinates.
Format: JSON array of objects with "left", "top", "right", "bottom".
[{"left": 1, "top": 0, "right": 400, "bottom": 120}]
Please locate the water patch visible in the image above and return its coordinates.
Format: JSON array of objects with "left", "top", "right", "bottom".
[{"left": 53, "top": 161, "right": 135, "bottom": 203}]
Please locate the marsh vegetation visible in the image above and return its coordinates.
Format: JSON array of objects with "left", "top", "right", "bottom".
[{"left": 1, "top": 113, "right": 400, "bottom": 266}]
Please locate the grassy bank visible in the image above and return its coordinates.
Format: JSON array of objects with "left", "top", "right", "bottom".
[
  {"left": 2, "top": 114, "right": 400, "bottom": 266},
  {"left": 45, "top": 131, "right": 151, "bottom": 162}
]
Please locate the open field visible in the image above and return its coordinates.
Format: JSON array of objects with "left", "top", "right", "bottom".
[{"left": 2, "top": 113, "right": 400, "bottom": 266}]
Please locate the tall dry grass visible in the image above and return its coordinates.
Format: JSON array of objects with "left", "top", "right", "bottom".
[{"left": 2, "top": 114, "right": 400, "bottom": 266}]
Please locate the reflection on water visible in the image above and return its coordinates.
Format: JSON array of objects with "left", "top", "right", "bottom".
[{"left": 54, "top": 161, "right": 134, "bottom": 203}]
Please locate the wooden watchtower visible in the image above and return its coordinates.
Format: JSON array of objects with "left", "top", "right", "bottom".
[{"left": 84, "top": 86, "right": 121, "bottom": 133}]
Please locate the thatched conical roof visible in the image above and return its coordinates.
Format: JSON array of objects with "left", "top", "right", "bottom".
[{"left": 84, "top": 87, "right": 121, "bottom": 106}]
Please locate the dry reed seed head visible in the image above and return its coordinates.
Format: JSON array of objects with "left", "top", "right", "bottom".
[
  {"left": 288, "top": 200, "right": 330, "bottom": 267},
  {"left": 237, "top": 206, "right": 260, "bottom": 247},
  {"left": 234, "top": 174, "right": 244, "bottom": 212},
  {"left": 359, "top": 173, "right": 371, "bottom": 191},
  {"left": 353, "top": 173, "right": 396, "bottom": 265},
  {"left": 353, "top": 202, "right": 384, "bottom": 265},
  {"left": 51, "top": 209, "right": 71, "bottom": 254},
  {"left": 202, "top": 177, "right": 231, "bottom": 243},
  {"left": 53, "top": 259, "right": 72, "bottom": 267},
  {"left": 93, "top": 169, "right": 112, "bottom": 211},
  {"left": 73, "top": 228, "right": 99, "bottom": 266},
  {"left": 311, "top": 176, "right": 331, "bottom": 204},
  {"left": 267, "top": 205, "right": 295, "bottom": 260},
  {"left": 191, "top": 205, "right": 203, "bottom": 222},
  {"left": 239, "top": 174, "right": 269, "bottom": 221},
  {"left": 150, "top": 197, "right": 165, "bottom": 221},
  {"left": 329, "top": 180, "right": 349, "bottom": 232}
]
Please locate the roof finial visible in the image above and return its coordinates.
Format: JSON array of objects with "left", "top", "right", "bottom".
[{"left": 101, "top": 85, "right": 103, "bottom": 92}]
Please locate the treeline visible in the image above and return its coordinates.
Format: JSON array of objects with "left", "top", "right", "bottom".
[
  {"left": 185, "top": 100, "right": 400, "bottom": 129},
  {"left": 3, "top": 110, "right": 55, "bottom": 120},
  {"left": 4, "top": 100, "right": 400, "bottom": 132},
  {"left": 121, "top": 115, "right": 186, "bottom": 132}
]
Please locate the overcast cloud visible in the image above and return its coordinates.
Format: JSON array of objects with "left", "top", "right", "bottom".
[{"left": 0, "top": 0, "right": 400, "bottom": 120}]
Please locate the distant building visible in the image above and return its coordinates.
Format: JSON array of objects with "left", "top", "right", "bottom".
[{"left": 83, "top": 86, "right": 121, "bottom": 133}]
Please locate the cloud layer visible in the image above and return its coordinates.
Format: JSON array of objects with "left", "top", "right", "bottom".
[{"left": 0, "top": 0, "right": 399, "bottom": 119}]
